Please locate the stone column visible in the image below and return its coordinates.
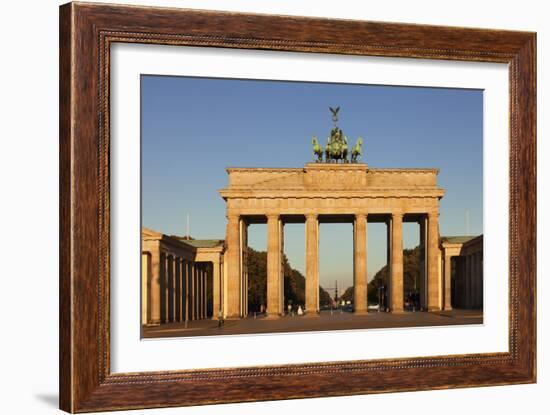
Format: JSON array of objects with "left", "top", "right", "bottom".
[
  {"left": 470, "top": 253, "right": 476, "bottom": 309},
  {"left": 241, "top": 222, "right": 248, "bottom": 317},
  {"left": 385, "top": 218, "right": 391, "bottom": 312},
  {"left": 168, "top": 256, "right": 175, "bottom": 322},
  {"left": 186, "top": 262, "right": 192, "bottom": 321},
  {"left": 390, "top": 212, "right": 404, "bottom": 313},
  {"left": 478, "top": 252, "right": 483, "bottom": 308},
  {"left": 427, "top": 212, "right": 441, "bottom": 311},
  {"left": 418, "top": 217, "right": 427, "bottom": 310},
  {"left": 225, "top": 214, "right": 242, "bottom": 318},
  {"left": 198, "top": 266, "right": 202, "bottom": 319},
  {"left": 354, "top": 213, "right": 368, "bottom": 314},
  {"left": 443, "top": 254, "right": 453, "bottom": 311},
  {"left": 220, "top": 261, "right": 225, "bottom": 318},
  {"left": 477, "top": 252, "right": 483, "bottom": 308},
  {"left": 193, "top": 264, "right": 198, "bottom": 319},
  {"left": 141, "top": 253, "right": 151, "bottom": 325},
  {"left": 212, "top": 259, "right": 221, "bottom": 319},
  {"left": 174, "top": 257, "right": 181, "bottom": 322},
  {"left": 305, "top": 214, "right": 319, "bottom": 315},
  {"left": 479, "top": 252, "right": 484, "bottom": 309},
  {"left": 203, "top": 266, "right": 208, "bottom": 318},
  {"left": 279, "top": 220, "right": 285, "bottom": 315},
  {"left": 455, "top": 257, "right": 461, "bottom": 308},
  {"left": 476, "top": 252, "right": 482, "bottom": 309},
  {"left": 196, "top": 265, "right": 201, "bottom": 319},
  {"left": 459, "top": 257, "right": 465, "bottom": 308},
  {"left": 149, "top": 250, "right": 161, "bottom": 325},
  {"left": 182, "top": 260, "right": 188, "bottom": 323},
  {"left": 267, "top": 214, "right": 282, "bottom": 318},
  {"left": 199, "top": 265, "right": 204, "bottom": 319},
  {"left": 160, "top": 252, "right": 167, "bottom": 324},
  {"left": 464, "top": 254, "right": 471, "bottom": 309},
  {"left": 200, "top": 265, "right": 205, "bottom": 319},
  {"left": 187, "top": 261, "right": 193, "bottom": 321},
  {"left": 471, "top": 253, "right": 476, "bottom": 309}
]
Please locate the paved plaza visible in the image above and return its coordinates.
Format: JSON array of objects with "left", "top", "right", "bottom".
[{"left": 142, "top": 309, "right": 483, "bottom": 339}]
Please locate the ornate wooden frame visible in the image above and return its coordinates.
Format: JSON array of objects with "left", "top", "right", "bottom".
[{"left": 59, "top": 2, "right": 536, "bottom": 412}]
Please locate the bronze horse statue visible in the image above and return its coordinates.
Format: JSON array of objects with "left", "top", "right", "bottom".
[
  {"left": 351, "top": 137, "right": 363, "bottom": 163},
  {"left": 311, "top": 137, "right": 324, "bottom": 162}
]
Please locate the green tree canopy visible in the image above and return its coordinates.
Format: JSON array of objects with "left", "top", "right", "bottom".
[
  {"left": 368, "top": 246, "right": 421, "bottom": 303},
  {"left": 246, "top": 247, "right": 331, "bottom": 312}
]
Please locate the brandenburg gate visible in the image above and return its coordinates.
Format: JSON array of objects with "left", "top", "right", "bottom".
[{"left": 219, "top": 162, "right": 446, "bottom": 319}]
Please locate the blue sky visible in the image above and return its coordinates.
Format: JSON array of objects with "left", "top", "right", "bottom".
[{"left": 141, "top": 75, "right": 483, "bottom": 290}]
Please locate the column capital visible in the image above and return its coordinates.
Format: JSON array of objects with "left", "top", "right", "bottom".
[
  {"left": 427, "top": 211, "right": 440, "bottom": 219},
  {"left": 392, "top": 211, "right": 404, "bottom": 220},
  {"left": 266, "top": 213, "right": 280, "bottom": 221},
  {"left": 305, "top": 213, "right": 318, "bottom": 220},
  {"left": 226, "top": 213, "right": 240, "bottom": 221},
  {"left": 355, "top": 213, "right": 368, "bottom": 220}
]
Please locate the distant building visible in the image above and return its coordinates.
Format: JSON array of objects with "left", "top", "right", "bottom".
[
  {"left": 440, "top": 235, "right": 483, "bottom": 310},
  {"left": 141, "top": 228, "right": 224, "bottom": 326}
]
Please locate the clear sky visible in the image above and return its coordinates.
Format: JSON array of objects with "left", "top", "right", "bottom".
[{"left": 141, "top": 75, "right": 483, "bottom": 291}]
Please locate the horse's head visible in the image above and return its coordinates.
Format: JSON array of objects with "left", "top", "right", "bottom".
[{"left": 357, "top": 137, "right": 363, "bottom": 146}]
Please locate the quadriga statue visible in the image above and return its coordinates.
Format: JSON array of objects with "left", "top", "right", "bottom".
[{"left": 311, "top": 107, "right": 364, "bottom": 163}]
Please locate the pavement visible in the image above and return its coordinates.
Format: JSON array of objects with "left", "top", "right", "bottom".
[{"left": 142, "top": 308, "right": 483, "bottom": 339}]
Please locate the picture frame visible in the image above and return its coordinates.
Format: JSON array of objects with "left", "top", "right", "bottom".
[{"left": 59, "top": 2, "right": 536, "bottom": 412}]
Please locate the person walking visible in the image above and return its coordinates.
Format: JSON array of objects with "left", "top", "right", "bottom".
[{"left": 217, "top": 309, "right": 224, "bottom": 328}]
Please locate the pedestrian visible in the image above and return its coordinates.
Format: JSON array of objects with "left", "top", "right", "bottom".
[
  {"left": 217, "top": 309, "right": 224, "bottom": 328},
  {"left": 297, "top": 305, "right": 304, "bottom": 316}
]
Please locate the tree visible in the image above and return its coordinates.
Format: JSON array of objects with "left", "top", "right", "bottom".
[
  {"left": 367, "top": 246, "right": 421, "bottom": 304},
  {"left": 339, "top": 286, "right": 354, "bottom": 303},
  {"left": 246, "top": 248, "right": 267, "bottom": 312},
  {"left": 246, "top": 247, "right": 331, "bottom": 312},
  {"left": 319, "top": 287, "right": 333, "bottom": 307}
]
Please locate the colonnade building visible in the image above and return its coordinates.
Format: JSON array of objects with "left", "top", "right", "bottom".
[
  {"left": 441, "top": 235, "right": 484, "bottom": 310},
  {"left": 141, "top": 228, "right": 224, "bottom": 326},
  {"left": 141, "top": 163, "right": 483, "bottom": 327}
]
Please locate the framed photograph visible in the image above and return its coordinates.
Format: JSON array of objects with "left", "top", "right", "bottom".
[{"left": 59, "top": 2, "right": 536, "bottom": 412}]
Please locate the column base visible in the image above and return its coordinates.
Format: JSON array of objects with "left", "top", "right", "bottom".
[
  {"left": 427, "top": 307, "right": 443, "bottom": 312},
  {"left": 354, "top": 309, "right": 369, "bottom": 315},
  {"left": 265, "top": 313, "right": 281, "bottom": 319},
  {"left": 390, "top": 308, "right": 405, "bottom": 314},
  {"left": 302, "top": 311, "right": 319, "bottom": 318}
]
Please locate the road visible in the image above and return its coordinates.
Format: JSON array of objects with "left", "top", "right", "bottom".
[{"left": 142, "top": 309, "right": 483, "bottom": 339}]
